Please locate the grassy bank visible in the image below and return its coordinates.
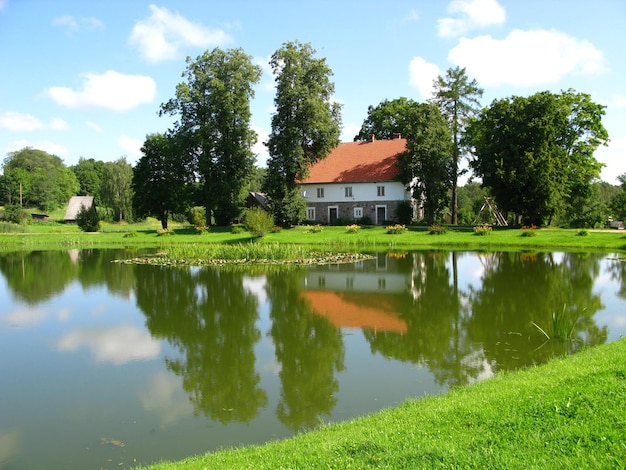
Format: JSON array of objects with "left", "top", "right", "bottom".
[
  {"left": 1, "top": 220, "right": 626, "bottom": 254},
  {"left": 140, "top": 338, "right": 626, "bottom": 469}
]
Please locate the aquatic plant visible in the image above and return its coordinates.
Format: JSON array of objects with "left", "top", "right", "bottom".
[{"left": 532, "top": 305, "right": 582, "bottom": 342}]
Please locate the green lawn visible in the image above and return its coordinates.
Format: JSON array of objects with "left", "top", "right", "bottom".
[{"left": 139, "top": 338, "right": 626, "bottom": 469}]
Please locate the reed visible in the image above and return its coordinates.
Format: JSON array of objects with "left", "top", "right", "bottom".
[{"left": 532, "top": 304, "right": 581, "bottom": 342}]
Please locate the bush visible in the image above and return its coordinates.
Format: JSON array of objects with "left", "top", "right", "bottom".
[
  {"left": 333, "top": 217, "right": 353, "bottom": 226},
  {"left": 0, "top": 221, "right": 29, "bottom": 233},
  {"left": 346, "top": 224, "right": 360, "bottom": 233},
  {"left": 187, "top": 207, "right": 206, "bottom": 227},
  {"left": 396, "top": 201, "right": 413, "bottom": 225},
  {"left": 245, "top": 208, "right": 274, "bottom": 237},
  {"left": 473, "top": 225, "right": 492, "bottom": 236},
  {"left": 357, "top": 215, "right": 372, "bottom": 225},
  {"left": 2, "top": 205, "right": 29, "bottom": 224},
  {"left": 428, "top": 224, "right": 447, "bottom": 235},
  {"left": 305, "top": 224, "right": 323, "bottom": 233},
  {"left": 386, "top": 224, "right": 407, "bottom": 234},
  {"left": 520, "top": 225, "right": 537, "bottom": 237},
  {"left": 76, "top": 205, "right": 100, "bottom": 232}
]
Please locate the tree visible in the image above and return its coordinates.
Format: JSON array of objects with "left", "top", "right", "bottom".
[
  {"left": 101, "top": 157, "right": 134, "bottom": 222},
  {"left": 133, "top": 133, "right": 194, "bottom": 229},
  {"left": 354, "top": 97, "right": 418, "bottom": 141},
  {"left": 1, "top": 147, "right": 79, "bottom": 211},
  {"left": 396, "top": 102, "right": 454, "bottom": 224},
  {"left": 433, "top": 67, "right": 483, "bottom": 224},
  {"left": 264, "top": 41, "right": 342, "bottom": 226},
  {"left": 160, "top": 47, "right": 262, "bottom": 226},
  {"left": 611, "top": 174, "right": 626, "bottom": 221},
  {"left": 71, "top": 158, "right": 105, "bottom": 204},
  {"left": 467, "top": 90, "right": 608, "bottom": 226}
]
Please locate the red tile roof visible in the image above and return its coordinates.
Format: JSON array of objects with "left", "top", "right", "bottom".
[{"left": 302, "top": 138, "right": 407, "bottom": 184}]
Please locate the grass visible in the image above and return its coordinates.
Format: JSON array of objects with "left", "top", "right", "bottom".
[{"left": 138, "top": 338, "right": 626, "bottom": 469}]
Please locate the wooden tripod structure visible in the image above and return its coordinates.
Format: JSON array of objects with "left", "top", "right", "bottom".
[{"left": 474, "top": 197, "right": 508, "bottom": 226}]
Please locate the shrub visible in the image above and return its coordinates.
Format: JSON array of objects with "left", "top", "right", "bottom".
[
  {"left": 520, "top": 225, "right": 537, "bottom": 237},
  {"left": 231, "top": 225, "right": 245, "bottom": 234},
  {"left": 428, "top": 224, "right": 447, "bottom": 235},
  {"left": 0, "top": 221, "right": 29, "bottom": 233},
  {"left": 2, "top": 204, "right": 28, "bottom": 224},
  {"left": 187, "top": 207, "right": 206, "bottom": 227},
  {"left": 346, "top": 224, "right": 360, "bottom": 233},
  {"left": 305, "top": 224, "right": 323, "bottom": 233},
  {"left": 576, "top": 229, "right": 589, "bottom": 236},
  {"left": 396, "top": 200, "right": 413, "bottom": 225},
  {"left": 473, "top": 225, "right": 492, "bottom": 236},
  {"left": 357, "top": 215, "right": 372, "bottom": 225},
  {"left": 245, "top": 208, "right": 274, "bottom": 237},
  {"left": 76, "top": 205, "right": 100, "bottom": 232},
  {"left": 386, "top": 224, "right": 407, "bottom": 234},
  {"left": 333, "top": 217, "right": 353, "bottom": 226},
  {"left": 157, "top": 228, "right": 173, "bottom": 236}
]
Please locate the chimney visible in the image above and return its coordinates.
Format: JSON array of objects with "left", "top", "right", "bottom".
[
  {"left": 369, "top": 134, "right": 375, "bottom": 142},
  {"left": 393, "top": 133, "right": 402, "bottom": 139}
]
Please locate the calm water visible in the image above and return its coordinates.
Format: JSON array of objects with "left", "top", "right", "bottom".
[{"left": 1, "top": 249, "right": 625, "bottom": 469}]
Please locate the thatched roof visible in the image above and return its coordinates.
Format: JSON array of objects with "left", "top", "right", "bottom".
[{"left": 64, "top": 196, "right": 95, "bottom": 222}]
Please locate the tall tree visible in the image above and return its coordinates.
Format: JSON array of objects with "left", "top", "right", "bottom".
[
  {"left": 264, "top": 41, "right": 342, "bottom": 226},
  {"left": 71, "top": 157, "right": 105, "bottom": 204},
  {"left": 354, "top": 97, "right": 417, "bottom": 141},
  {"left": 133, "top": 133, "right": 194, "bottom": 229},
  {"left": 433, "top": 66, "right": 483, "bottom": 224},
  {"left": 160, "top": 47, "right": 262, "bottom": 226},
  {"left": 2, "top": 147, "right": 78, "bottom": 211},
  {"left": 101, "top": 157, "right": 134, "bottom": 222},
  {"left": 467, "top": 90, "right": 608, "bottom": 225}
]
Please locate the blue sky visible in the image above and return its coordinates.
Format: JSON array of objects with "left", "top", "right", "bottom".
[{"left": 1, "top": 0, "right": 624, "bottom": 183}]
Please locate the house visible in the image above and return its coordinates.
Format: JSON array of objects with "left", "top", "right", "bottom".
[
  {"left": 245, "top": 191, "right": 268, "bottom": 211},
  {"left": 300, "top": 135, "right": 418, "bottom": 225},
  {"left": 64, "top": 196, "right": 95, "bottom": 223}
]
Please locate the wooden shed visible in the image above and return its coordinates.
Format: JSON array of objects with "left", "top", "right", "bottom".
[{"left": 64, "top": 196, "right": 95, "bottom": 223}]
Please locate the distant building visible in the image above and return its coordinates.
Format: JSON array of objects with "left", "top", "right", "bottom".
[
  {"left": 299, "top": 135, "right": 420, "bottom": 224},
  {"left": 64, "top": 196, "right": 95, "bottom": 223}
]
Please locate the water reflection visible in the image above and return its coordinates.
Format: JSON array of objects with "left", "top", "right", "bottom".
[{"left": 0, "top": 249, "right": 624, "bottom": 469}]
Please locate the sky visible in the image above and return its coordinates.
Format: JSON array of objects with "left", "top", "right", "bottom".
[{"left": 1, "top": 0, "right": 625, "bottom": 183}]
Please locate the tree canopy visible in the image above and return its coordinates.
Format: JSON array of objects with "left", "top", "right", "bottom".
[
  {"left": 264, "top": 41, "right": 342, "bottom": 226},
  {"left": 432, "top": 66, "right": 483, "bottom": 225},
  {"left": 467, "top": 89, "right": 608, "bottom": 225},
  {"left": 101, "top": 157, "right": 134, "bottom": 222},
  {"left": 160, "top": 47, "right": 262, "bottom": 226},
  {"left": 1, "top": 147, "right": 78, "bottom": 211},
  {"left": 133, "top": 133, "right": 195, "bottom": 229}
]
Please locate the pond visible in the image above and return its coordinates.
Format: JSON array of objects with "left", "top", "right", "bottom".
[{"left": 0, "top": 249, "right": 625, "bottom": 469}]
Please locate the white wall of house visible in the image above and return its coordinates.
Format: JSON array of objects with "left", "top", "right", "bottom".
[{"left": 302, "top": 181, "right": 408, "bottom": 203}]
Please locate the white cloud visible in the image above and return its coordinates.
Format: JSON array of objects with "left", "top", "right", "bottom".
[
  {"left": 342, "top": 123, "right": 361, "bottom": 142},
  {"left": 129, "top": 4, "right": 232, "bottom": 62},
  {"left": 85, "top": 120, "right": 102, "bottom": 132},
  {"left": 57, "top": 325, "right": 161, "bottom": 365},
  {"left": 0, "top": 112, "right": 69, "bottom": 131},
  {"left": 47, "top": 70, "right": 156, "bottom": 112},
  {"left": 438, "top": 0, "right": 505, "bottom": 38},
  {"left": 7, "top": 139, "right": 69, "bottom": 157},
  {"left": 448, "top": 29, "right": 606, "bottom": 87},
  {"left": 254, "top": 56, "right": 275, "bottom": 92},
  {"left": 408, "top": 56, "right": 441, "bottom": 99},
  {"left": 118, "top": 134, "right": 143, "bottom": 157},
  {"left": 53, "top": 14, "right": 104, "bottom": 33}
]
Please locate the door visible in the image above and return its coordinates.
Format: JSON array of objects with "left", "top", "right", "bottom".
[
  {"left": 329, "top": 207, "right": 338, "bottom": 225},
  {"left": 376, "top": 206, "right": 386, "bottom": 225}
]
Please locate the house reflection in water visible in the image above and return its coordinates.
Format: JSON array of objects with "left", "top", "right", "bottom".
[{"left": 301, "top": 254, "right": 408, "bottom": 334}]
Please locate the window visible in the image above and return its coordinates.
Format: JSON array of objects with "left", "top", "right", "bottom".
[
  {"left": 316, "top": 187, "right": 324, "bottom": 198},
  {"left": 345, "top": 186, "right": 353, "bottom": 197},
  {"left": 377, "top": 186, "right": 385, "bottom": 197},
  {"left": 354, "top": 207, "right": 363, "bottom": 219},
  {"left": 306, "top": 207, "right": 316, "bottom": 221},
  {"left": 302, "top": 190, "right": 307, "bottom": 198}
]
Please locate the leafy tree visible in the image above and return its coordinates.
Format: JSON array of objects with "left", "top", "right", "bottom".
[
  {"left": 133, "top": 133, "right": 194, "bottom": 229},
  {"left": 354, "top": 97, "right": 418, "bottom": 141},
  {"left": 467, "top": 90, "right": 608, "bottom": 226},
  {"left": 432, "top": 67, "right": 483, "bottom": 225},
  {"left": 457, "top": 181, "right": 489, "bottom": 225},
  {"left": 71, "top": 157, "right": 105, "bottom": 204},
  {"left": 264, "top": 41, "right": 342, "bottom": 226},
  {"left": 396, "top": 102, "right": 454, "bottom": 224},
  {"left": 76, "top": 203, "right": 100, "bottom": 232},
  {"left": 160, "top": 47, "right": 262, "bottom": 226},
  {"left": 611, "top": 173, "right": 626, "bottom": 221},
  {"left": 2, "top": 204, "right": 28, "bottom": 224},
  {"left": 2, "top": 147, "right": 78, "bottom": 211},
  {"left": 101, "top": 157, "right": 134, "bottom": 222}
]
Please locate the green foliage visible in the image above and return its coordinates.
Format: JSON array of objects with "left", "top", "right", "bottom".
[
  {"left": 386, "top": 224, "right": 407, "bottom": 234},
  {"left": 2, "top": 204, "right": 29, "bottom": 224},
  {"left": 244, "top": 207, "right": 274, "bottom": 237},
  {"left": 395, "top": 200, "right": 413, "bottom": 225},
  {"left": 433, "top": 66, "right": 484, "bottom": 224},
  {"left": 71, "top": 157, "right": 105, "bottom": 204},
  {"left": 2, "top": 147, "right": 79, "bottom": 211},
  {"left": 76, "top": 204, "right": 100, "bottom": 232},
  {"left": 345, "top": 224, "right": 360, "bottom": 233},
  {"left": 468, "top": 90, "right": 608, "bottom": 226},
  {"left": 156, "top": 228, "right": 174, "bottom": 236},
  {"left": 264, "top": 41, "right": 342, "bottom": 226},
  {"left": 357, "top": 215, "right": 372, "bottom": 225},
  {"left": 520, "top": 225, "right": 537, "bottom": 237},
  {"left": 187, "top": 206, "right": 207, "bottom": 228},
  {"left": 134, "top": 133, "right": 194, "bottom": 230},
  {"left": 428, "top": 224, "right": 447, "bottom": 235},
  {"left": 473, "top": 225, "right": 492, "bottom": 235},
  {"left": 532, "top": 305, "right": 582, "bottom": 342},
  {"left": 354, "top": 97, "right": 420, "bottom": 141},
  {"left": 305, "top": 224, "right": 323, "bottom": 233},
  {"left": 123, "top": 231, "right": 138, "bottom": 238},
  {"left": 101, "top": 157, "right": 134, "bottom": 223},
  {"left": 160, "top": 48, "right": 262, "bottom": 226},
  {"left": 610, "top": 173, "right": 626, "bottom": 221},
  {"left": 0, "top": 221, "right": 29, "bottom": 233}
]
